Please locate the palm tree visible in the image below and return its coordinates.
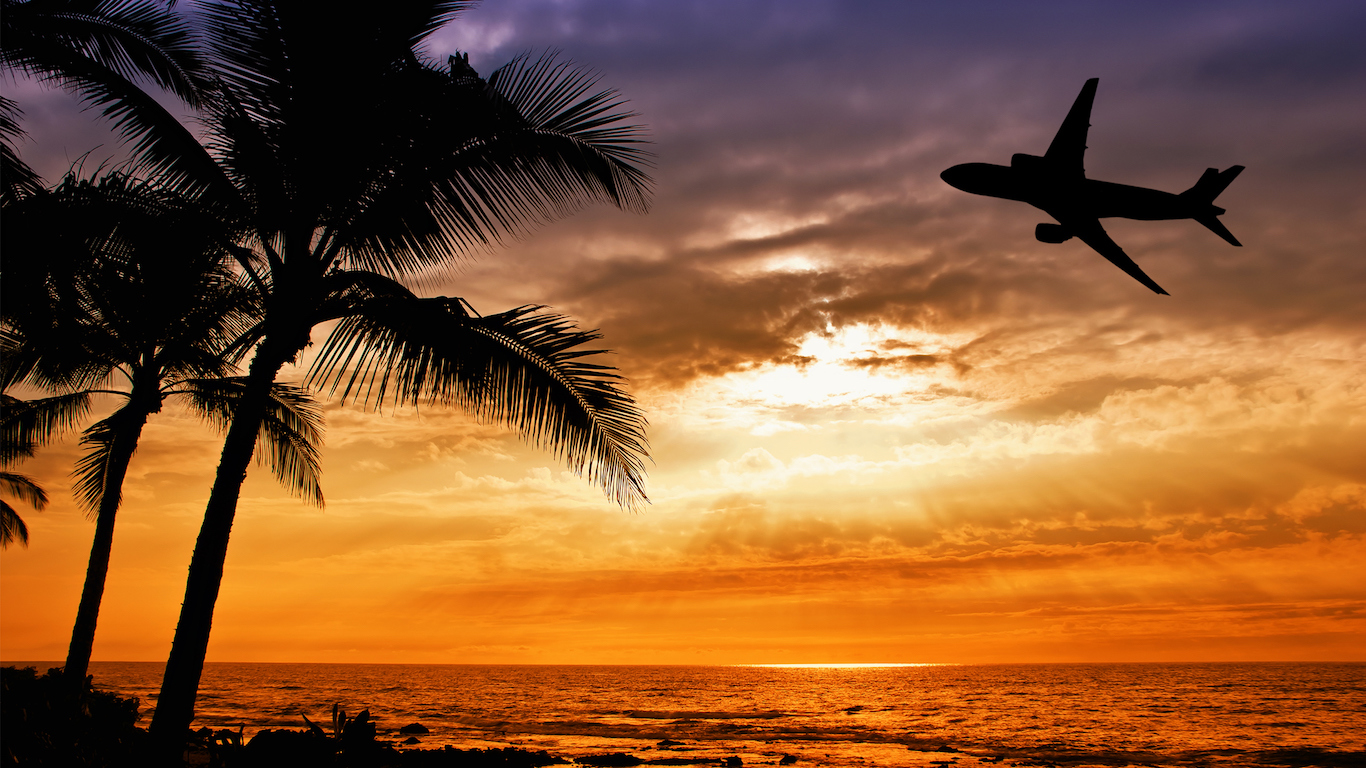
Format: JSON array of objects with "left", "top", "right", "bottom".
[
  {"left": 0, "top": 172, "right": 326, "bottom": 689},
  {"left": 137, "top": 2, "right": 654, "bottom": 751}
]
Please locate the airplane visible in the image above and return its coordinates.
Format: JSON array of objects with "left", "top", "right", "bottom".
[{"left": 940, "top": 78, "right": 1243, "bottom": 295}]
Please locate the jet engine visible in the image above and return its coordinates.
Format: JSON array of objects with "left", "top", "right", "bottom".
[{"left": 1035, "top": 223, "right": 1073, "bottom": 243}]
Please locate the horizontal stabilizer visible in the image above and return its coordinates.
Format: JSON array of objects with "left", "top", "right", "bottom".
[
  {"left": 1197, "top": 214, "right": 1241, "bottom": 247},
  {"left": 1181, "top": 165, "right": 1244, "bottom": 203}
]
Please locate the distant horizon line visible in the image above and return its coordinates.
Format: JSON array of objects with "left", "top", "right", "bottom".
[{"left": 5, "top": 659, "right": 1363, "bottom": 667}]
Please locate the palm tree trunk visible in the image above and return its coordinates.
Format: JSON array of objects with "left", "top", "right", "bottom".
[
  {"left": 63, "top": 410, "right": 149, "bottom": 690},
  {"left": 147, "top": 342, "right": 291, "bottom": 761}
]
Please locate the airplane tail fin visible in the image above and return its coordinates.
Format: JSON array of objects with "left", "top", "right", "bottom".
[
  {"left": 1181, "top": 165, "right": 1244, "bottom": 204},
  {"left": 1181, "top": 165, "right": 1244, "bottom": 246}
]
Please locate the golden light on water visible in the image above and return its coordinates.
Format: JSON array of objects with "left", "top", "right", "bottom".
[{"left": 739, "top": 663, "right": 949, "bottom": 669}]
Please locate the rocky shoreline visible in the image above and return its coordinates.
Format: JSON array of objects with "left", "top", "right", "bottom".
[{"left": 1, "top": 666, "right": 760, "bottom": 768}]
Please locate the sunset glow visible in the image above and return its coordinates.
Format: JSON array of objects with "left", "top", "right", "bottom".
[{"left": 3, "top": 0, "right": 1364, "bottom": 669}]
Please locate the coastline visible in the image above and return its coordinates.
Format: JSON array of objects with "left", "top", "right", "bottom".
[{"left": 4, "top": 662, "right": 1365, "bottom": 767}]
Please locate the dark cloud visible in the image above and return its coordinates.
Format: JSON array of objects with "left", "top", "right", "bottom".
[
  {"left": 17, "top": 0, "right": 1360, "bottom": 374},
  {"left": 999, "top": 375, "right": 1197, "bottom": 421},
  {"left": 404, "top": 0, "right": 1364, "bottom": 408}
]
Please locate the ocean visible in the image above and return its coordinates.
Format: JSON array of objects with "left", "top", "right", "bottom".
[{"left": 8, "top": 662, "right": 1365, "bottom": 767}]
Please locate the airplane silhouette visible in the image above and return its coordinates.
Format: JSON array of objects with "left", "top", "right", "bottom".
[{"left": 940, "top": 78, "right": 1243, "bottom": 295}]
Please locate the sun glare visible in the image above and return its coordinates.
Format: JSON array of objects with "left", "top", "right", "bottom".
[{"left": 714, "top": 323, "right": 968, "bottom": 411}]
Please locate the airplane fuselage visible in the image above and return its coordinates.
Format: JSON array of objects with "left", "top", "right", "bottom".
[{"left": 940, "top": 156, "right": 1221, "bottom": 224}]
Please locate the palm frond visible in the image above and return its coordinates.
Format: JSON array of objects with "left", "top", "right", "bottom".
[
  {"left": 1, "top": 498, "right": 32, "bottom": 547},
  {"left": 491, "top": 50, "right": 654, "bottom": 187},
  {"left": 0, "top": 469, "right": 49, "bottom": 510},
  {"left": 479, "top": 50, "right": 654, "bottom": 210},
  {"left": 180, "top": 378, "right": 324, "bottom": 505},
  {"left": 310, "top": 268, "right": 414, "bottom": 323},
  {"left": 393, "top": 1, "right": 476, "bottom": 49},
  {"left": 332, "top": 51, "right": 653, "bottom": 276},
  {"left": 308, "top": 288, "right": 648, "bottom": 510},
  {"left": 72, "top": 414, "right": 118, "bottom": 516},
  {"left": 257, "top": 382, "right": 325, "bottom": 506},
  {"left": 1, "top": 0, "right": 209, "bottom": 104},
  {"left": 0, "top": 0, "right": 230, "bottom": 195},
  {"left": 1, "top": 391, "right": 94, "bottom": 465},
  {"left": 0, "top": 95, "right": 45, "bottom": 203}
]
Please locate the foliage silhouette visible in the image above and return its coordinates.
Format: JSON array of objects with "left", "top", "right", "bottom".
[
  {"left": 14, "top": 3, "right": 662, "bottom": 756},
  {"left": 0, "top": 665, "right": 144, "bottom": 767},
  {"left": 5, "top": 2, "right": 653, "bottom": 752}
]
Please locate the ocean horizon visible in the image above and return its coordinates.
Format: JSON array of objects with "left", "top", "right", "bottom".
[{"left": 5, "top": 660, "right": 1363, "bottom": 767}]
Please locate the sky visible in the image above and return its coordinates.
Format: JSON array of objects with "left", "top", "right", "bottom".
[{"left": 2, "top": 0, "right": 1364, "bottom": 665}]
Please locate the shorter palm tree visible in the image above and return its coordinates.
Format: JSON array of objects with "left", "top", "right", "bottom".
[{"left": 1, "top": 172, "right": 325, "bottom": 687}]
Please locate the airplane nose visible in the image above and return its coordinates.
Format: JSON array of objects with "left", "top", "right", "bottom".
[{"left": 941, "top": 164, "right": 970, "bottom": 191}]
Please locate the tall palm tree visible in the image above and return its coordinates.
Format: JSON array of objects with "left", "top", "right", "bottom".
[
  {"left": 138, "top": 2, "right": 654, "bottom": 751},
  {"left": 0, "top": 172, "right": 326, "bottom": 688}
]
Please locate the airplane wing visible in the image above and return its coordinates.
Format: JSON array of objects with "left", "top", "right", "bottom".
[
  {"left": 1044, "top": 78, "right": 1099, "bottom": 179},
  {"left": 1061, "top": 215, "right": 1170, "bottom": 295}
]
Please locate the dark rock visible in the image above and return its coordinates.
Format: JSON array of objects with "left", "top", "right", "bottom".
[
  {"left": 403, "top": 735, "right": 422, "bottom": 744},
  {"left": 778, "top": 755, "right": 798, "bottom": 765},
  {"left": 579, "top": 753, "right": 645, "bottom": 767},
  {"left": 402, "top": 746, "right": 571, "bottom": 766},
  {"left": 399, "top": 722, "right": 431, "bottom": 734},
  {"left": 935, "top": 745, "right": 960, "bottom": 753},
  {"left": 657, "top": 739, "right": 686, "bottom": 748},
  {"left": 725, "top": 757, "right": 743, "bottom": 767},
  {"left": 842, "top": 705, "right": 864, "bottom": 713},
  {"left": 244, "top": 728, "right": 334, "bottom": 768}
]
